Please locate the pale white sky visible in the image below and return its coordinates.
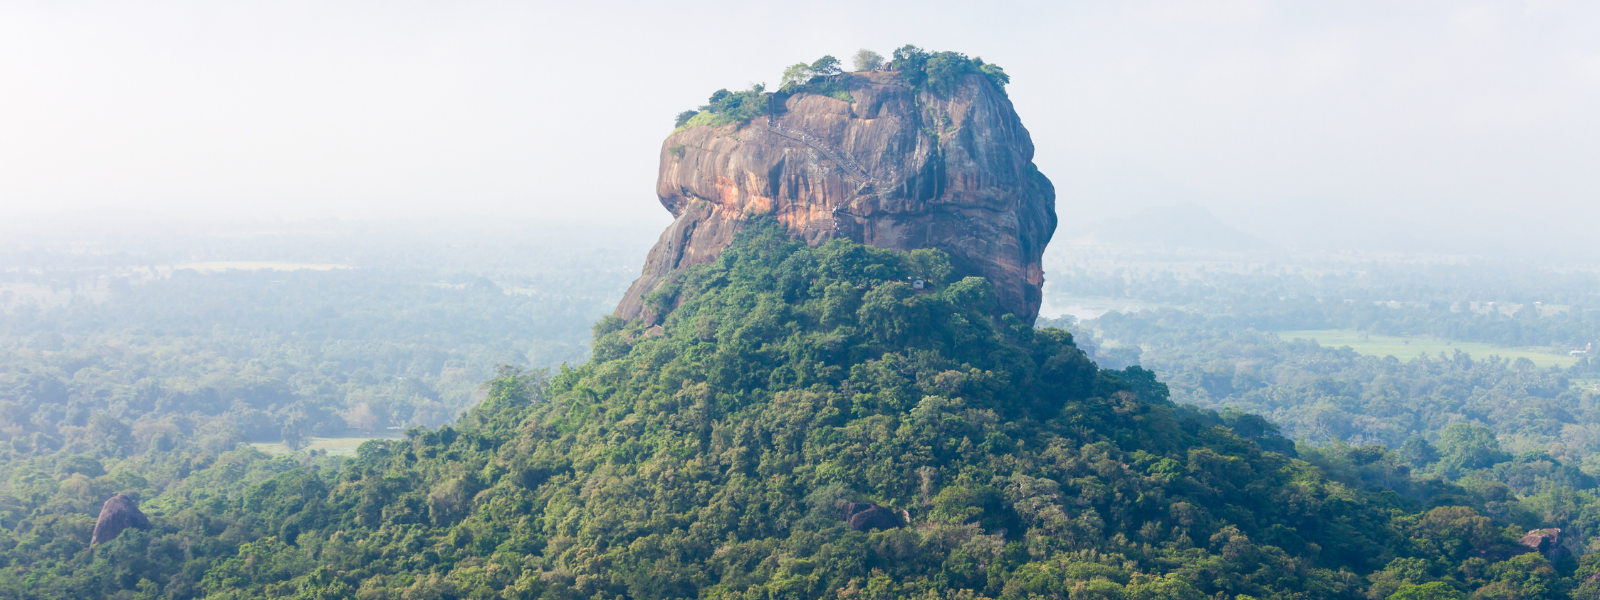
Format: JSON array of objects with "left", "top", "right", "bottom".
[{"left": 2, "top": 1, "right": 1597, "bottom": 253}]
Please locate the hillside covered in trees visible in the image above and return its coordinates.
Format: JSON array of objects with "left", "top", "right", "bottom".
[{"left": 8, "top": 221, "right": 1595, "bottom": 600}]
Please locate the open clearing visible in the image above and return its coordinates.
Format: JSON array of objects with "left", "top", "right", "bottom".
[
  {"left": 251, "top": 435, "right": 400, "bottom": 456},
  {"left": 1276, "top": 329, "right": 1578, "bottom": 369}
]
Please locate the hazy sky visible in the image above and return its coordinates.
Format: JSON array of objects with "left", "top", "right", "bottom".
[{"left": 3, "top": 1, "right": 1597, "bottom": 251}]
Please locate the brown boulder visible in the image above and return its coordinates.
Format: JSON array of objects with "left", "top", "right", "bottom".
[
  {"left": 1520, "top": 528, "right": 1569, "bottom": 564},
  {"left": 1519, "top": 528, "right": 1560, "bottom": 553},
  {"left": 616, "top": 71, "right": 1056, "bottom": 324},
  {"left": 91, "top": 494, "right": 151, "bottom": 547},
  {"left": 844, "top": 501, "right": 904, "bottom": 531}
]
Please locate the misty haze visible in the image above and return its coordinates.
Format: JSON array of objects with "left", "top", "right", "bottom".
[{"left": 3, "top": 2, "right": 1600, "bottom": 599}]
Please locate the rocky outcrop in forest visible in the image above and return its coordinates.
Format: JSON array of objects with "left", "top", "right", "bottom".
[
  {"left": 91, "top": 494, "right": 150, "bottom": 547},
  {"left": 615, "top": 69, "right": 1056, "bottom": 323}
]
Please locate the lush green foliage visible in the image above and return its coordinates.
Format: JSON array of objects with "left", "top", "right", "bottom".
[
  {"left": 851, "top": 49, "right": 884, "bottom": 72},
  {"left": 1042, "top": 260, "right": 1600, "bottom": 569},
  {"left": 675, "top": 47, "right": 1009, "bottom": 131},
  {"left": 674, "top": 86, "right": 770, "bottom": 132},
  {"left": 3, "top": 220, "right": 1585, "bottom": 599},
  {"left": 0, "top": 220, "right": 642, "bottom": 580},
  {"left": 1065, "top": 311, "right": 1593, "bottom": 455},
  {"left": 780, "top": 56, "right": 845, "bottom": 92},
  {"left": 890, "top": 45, "right": 1010, "bottom": 97}
]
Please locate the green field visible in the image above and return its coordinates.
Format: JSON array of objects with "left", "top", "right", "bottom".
[
  {"left": 1276, "top": 329, "right": 1579, "bottom": 369},
  {"left": 250, "top": 435, "right": 400, "bottom": 456}
]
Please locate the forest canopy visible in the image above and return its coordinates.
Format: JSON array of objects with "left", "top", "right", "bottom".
[{"left": 9, "top": 219, "right": 1596, "bottom": 599}]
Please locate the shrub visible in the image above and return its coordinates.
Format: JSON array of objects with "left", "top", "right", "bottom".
[
  {"left": 852, "top": 49, "right": 884, "bottom": 72},
  {"left": 672, "top": 85, "right": 769, "bottom": 132},
  {"left": 773, "top": 65, "right": 804, "bottom": 91},
  {"left": 810, "top": 55, "right": 841, "bottom": 77}
]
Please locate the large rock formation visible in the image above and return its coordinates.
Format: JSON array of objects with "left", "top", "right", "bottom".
[
  {"left": 91, "top": 494, "right": 151, "bottom": 547},
  {"left": 615, "top": 71, "right": 1056, "bottom": 323}
]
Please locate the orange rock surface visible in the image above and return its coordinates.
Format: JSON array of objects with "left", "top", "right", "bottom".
[{"left": 615, "top": 71, "right": 1056, "bottom": 323}]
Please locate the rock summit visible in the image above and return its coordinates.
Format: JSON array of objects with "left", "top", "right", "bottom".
[{"left": 616, "top": 69, "right": 1056, "bottom": 323}]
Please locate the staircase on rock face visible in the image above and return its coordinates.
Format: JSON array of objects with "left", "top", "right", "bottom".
[
  {"left": 764, "top": 117, "right": 885, "bottom": 234},
  {"left": 765, "top": 117, "right": 878, "bottom": 193}
]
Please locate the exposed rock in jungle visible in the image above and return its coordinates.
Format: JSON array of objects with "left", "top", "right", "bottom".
[{"left": 91, "top": 494, "right": 151, "bottom": 547}]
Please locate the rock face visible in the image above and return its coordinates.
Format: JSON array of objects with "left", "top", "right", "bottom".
[
  {"left": 844, "top": 501, "right": 903, "bottom": 532},
  {"left": 615, "top": 71, "right": 1056, "bottom": 323},
  {"left": 91, "top": 494, "right": 151, "bottom": 547},
  {"left": 1520, "top": 528, "right": 1561, "bottom": 552},
  {"left": 1520, "top": 528, "right": 1568, "bottom": 563}
]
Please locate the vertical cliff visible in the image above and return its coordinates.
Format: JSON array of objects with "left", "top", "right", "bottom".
[{"left": 615, "top": 70, "right": 1056, "bottom": 323}]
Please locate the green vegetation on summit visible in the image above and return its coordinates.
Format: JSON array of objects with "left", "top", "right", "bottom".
[
  {"left": 672, "top": 45, "right": 1010, "bottom": 131},
  {"left": 886, "top": 45, "right": 1010, "bottom": 97}
]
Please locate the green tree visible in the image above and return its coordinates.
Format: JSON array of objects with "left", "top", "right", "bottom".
[
  {"left": 890, "top": 44, "right": 929, "bottom": 86},
  {"left": 1437, "top": 423, "right": 1512, "bottom": 474},
  {"left": 90, "top": 413, "right": 134, "bottom": 452},
  {"left": 1401, "top": 437, "right": 1440, "bottom": 466},
  {"left": 810, "top": 55, "right": 842, "bottom": 77},
  {"left": 923, "top": 51, "right": 973, "bottom": 96},
  {"left": 781, "top": 63, "right": 813, "bottom": 90},
  {"left": 281, "top": 410, "right": 311, "bottom": 451},
  {"left": 852, "top": 49, "right": 884, "bottom": 71},
  {"left": 1409, "top": 506, "right": 1517, "bottom": 563},
  {"left": 1389, "top": 581, "right": 1466, "bottom": 600},
  {"left": 1472, "top": 552, "right": 1562, "bottom": 599}
]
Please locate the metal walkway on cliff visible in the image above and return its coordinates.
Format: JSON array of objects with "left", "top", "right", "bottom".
[
  {"left": 764, "top": 115, "right": 879, "bottom": 195},
  {"left": 766, "top": 116, "right": 881, "bottom": 234}
]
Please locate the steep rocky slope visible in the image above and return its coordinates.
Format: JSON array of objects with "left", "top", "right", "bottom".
[{"left": 616, "top": 71, "right": 1056, "bottom": 323}]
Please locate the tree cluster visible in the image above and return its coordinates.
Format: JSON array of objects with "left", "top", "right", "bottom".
[
  {"left": 889, "top": 45, "right": 1010, "bottom": 97},
  {"left": 673, "top": 46, "right": 1014, "bottom": 131},
  {"left": 673, "top": 85, "right": 769, "bottom": 131}
]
